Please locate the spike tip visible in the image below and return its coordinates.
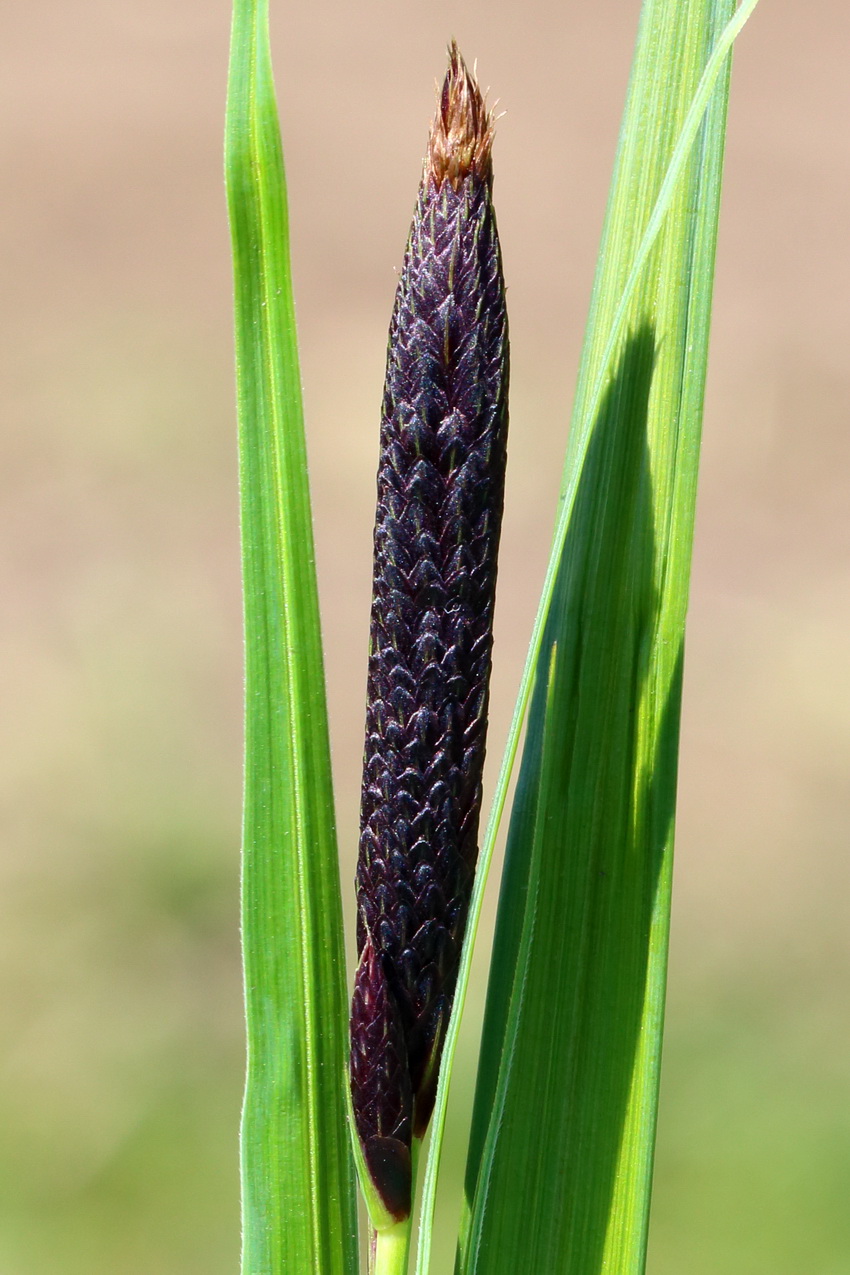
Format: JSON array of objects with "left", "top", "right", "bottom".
[{"left": 427, "top": 41, "right": 495, "bottom": 189}]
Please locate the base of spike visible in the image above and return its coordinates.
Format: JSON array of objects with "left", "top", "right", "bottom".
[{"left": 363, "top": 1136, "right": 412, "bottom": 1223}]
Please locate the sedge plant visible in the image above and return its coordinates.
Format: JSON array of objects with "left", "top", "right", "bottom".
[{"left": 224, "top": 2, "right": 761, "bottom": 1273}]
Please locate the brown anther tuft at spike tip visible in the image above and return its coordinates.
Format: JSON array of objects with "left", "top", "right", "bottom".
[{"left": 427, "top": 41, "right": 495, "bottom": 190}]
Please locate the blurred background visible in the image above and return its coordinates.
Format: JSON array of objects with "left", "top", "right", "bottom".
[{"left": 1, "top": 1, "right": 849, "bottom": 1271}]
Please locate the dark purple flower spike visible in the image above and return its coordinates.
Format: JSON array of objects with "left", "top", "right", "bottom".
[{"left": 349, "top": 41, "right": 509, "bottom": 1224}]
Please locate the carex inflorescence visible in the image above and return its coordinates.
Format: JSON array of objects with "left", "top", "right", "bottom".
[{"left": 349, "top": 43, "right": 509, "bottom": 1223}]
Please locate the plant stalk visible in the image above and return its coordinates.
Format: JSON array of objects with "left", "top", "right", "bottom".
[{"left": 372, "top": 1219, "right": 413, "bottom": 1275}]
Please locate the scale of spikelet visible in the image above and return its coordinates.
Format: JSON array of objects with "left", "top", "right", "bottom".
[{"left": 349, "top": 43, "right": 509, "bottom": 1224}]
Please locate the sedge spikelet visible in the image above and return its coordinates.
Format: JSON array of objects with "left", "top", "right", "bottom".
[{"left": 349, "top": 42, "right": 509, "bottom": 1223}]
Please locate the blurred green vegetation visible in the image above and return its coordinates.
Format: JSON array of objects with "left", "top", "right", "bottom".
[
  {"left": 0, "top": 323, "right": 244, "bottom": 1273},
  {"left": 0, "top": 844, "right": 241, "bottom": 1273},
  {"left": 652, "top": 967, "right": 850, "bottom": 1275}
]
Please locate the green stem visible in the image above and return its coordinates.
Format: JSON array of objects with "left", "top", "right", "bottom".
[{"left": 372, "top": 1219, "right": 412, "bottom": 1275}]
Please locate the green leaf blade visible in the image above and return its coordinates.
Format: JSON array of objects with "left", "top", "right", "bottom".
[
  {"left": 459, "top": 2, "right": 754, "bottom": 1272},
  {"left": 225, "top": 3, "right": 357, "bottom": 1271}
]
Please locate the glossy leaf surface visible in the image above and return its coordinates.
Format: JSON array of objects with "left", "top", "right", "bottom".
[
  {"left": 225, "top": 2, "right": 357, "bottom": 1270},
  {"left": 456, "top": 3, "right": 756, "bottom": 1272}
]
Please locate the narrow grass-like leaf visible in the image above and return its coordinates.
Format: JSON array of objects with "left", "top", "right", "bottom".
[
  {"left": 415, "top": 7, "right": 759, "bottom": 1270},
  {"left": 225, "top": 2, "right": 357, "bottom": 1271},
  {"left": 455, "top": 2, "right": 758, "bottom": 1272}
]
